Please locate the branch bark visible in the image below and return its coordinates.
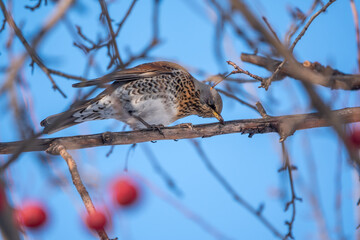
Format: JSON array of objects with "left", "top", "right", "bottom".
[
  {"left": 241, "top": 53, "right": 360, "bottom": 90},
  {"left": 1, "top": 107, "right": 360, "bottom": 155},
  {"left": 47, "top": 144, "right": 110, "bottom": 240}
]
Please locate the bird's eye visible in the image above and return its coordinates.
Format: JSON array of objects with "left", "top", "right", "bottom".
[{"left": 207, "top": 100, "right": 216, "bottom": 110}]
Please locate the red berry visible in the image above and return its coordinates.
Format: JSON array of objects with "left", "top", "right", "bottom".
[
  {"left": 112, "top": 178, "right": 138, "bottom": 207},
  {"left": 17, "top": 203, "right": 47, "bottom": 228},
  {"left": 350, "top": 127, "right": 360, "bottom": 148},
  {"left": 85, "top": 211, "right": 107, "bottom": 231}
]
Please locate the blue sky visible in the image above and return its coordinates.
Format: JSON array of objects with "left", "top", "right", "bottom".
[{"left": 0, "top": 0, "right": 359, "bottom": 239}]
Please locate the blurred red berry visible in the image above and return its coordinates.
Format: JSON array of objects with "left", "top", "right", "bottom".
[
  {"left": 112, "top": 178, "right": 138, "bottom": 207},
  {"left": 85, "top": 211, "right": 107, "bottom": 231},
  {"left": 17, "top": 203, "right": 47, "bottom": 228},
  {"left": 350, "top": 127, "right": 360, "bottom": 148}
]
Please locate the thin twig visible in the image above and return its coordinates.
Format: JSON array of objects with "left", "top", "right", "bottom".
[
  {"left": 99, "top": 0, "right": 123, "bottom": 68},
  {"left": 262, "top": 16, "right": 281, "bottom": 43},
  {"left": 25, "top": 0, "right": 47, "bottom": 11},
  {"left": 261, "top": 0, "right": 336, "bottom": 90},
  {"left": 139, "top": 175, "right": 232, "bottom": 240},
  {"left": 191, "top": 139, "right": 284, "bottom": 239},
  {"left": 115, "top": 0, "right": 137, "bottom": 36},
  {"left": 47, "top": 144, "right": 110, "bottom": 240},
  {"left": 290, "top": 0, "right": 336, "bottom": 51},
  {"left": 0, "top": 17, "right": 5, "bottom": 32},
  {"left": 0, "top": 0, "right": 67, "bottom": 97},
  {"left": 255, "top": 101, "right": 270, "bottom": 118},
  {"left": 350, "top": 0, "right": 360, "bottom": 72},
  {"left": 279, "top": 142, "right": 302, "bottom": 240},
  {"left": 141, "top": 144, "right": 183, "bottom": 196},
  {"left": 285, "top": 0, "right": 320, "bottom": 46},
  {"left": 227, "top": 60, "right": 264, "bottom": 81},
  {"left": 217, "top": 89, "right": 258, "bottom": 113}
]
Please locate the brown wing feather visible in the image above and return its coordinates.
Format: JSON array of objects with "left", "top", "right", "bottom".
[
  {"left": 72, "top": 61, "right": 187, "bottom": 88},
  {"left": 72, "top": 61, "right": 189, "bottom": 88}
]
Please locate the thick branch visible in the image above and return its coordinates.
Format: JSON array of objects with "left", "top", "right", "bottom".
[
  {"left": 241, "top": 53, "right": 360, "bottom": 90},
  {"left": 1, "top": 107, "right": 360, "bottom": 154}
]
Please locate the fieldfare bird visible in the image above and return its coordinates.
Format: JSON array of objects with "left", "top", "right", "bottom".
[{"left": 41, "top": 61, "right": 224, "bottom": 134}]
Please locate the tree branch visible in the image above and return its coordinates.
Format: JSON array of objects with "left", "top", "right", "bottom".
[
  {"left": 241, "top": 53, "right": 360, "bottom": 90},
  {"left": 0, "top": 0, "right": 67, "bottom": 97},
  {"left": 1, "top": 107, "right": 360, "bottom": 155},
  {"left": 47, "top": 144, "right": 110, "bottom": 240}
]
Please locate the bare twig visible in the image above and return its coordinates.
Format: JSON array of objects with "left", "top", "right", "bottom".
[
  {"left": 334, "top": 142, "right": 346, "bottom": 240},
  {"left": 300, "top": 134, "right": 331, "bottom": 240},
  {"left": 285, "top": 0, "right": 320, "bottom": 46},
  {"left": 226, "top": 60, "right": 264, "bottom": 82},
  {"left": 301, "top": 81, "right": 360, "bottom": 166},
  {"left": 262, "top": 0, "right": 336, "bottom": 90},
  {"left": 139, "top": 175, "right": 232, "bottom": 240},
  {"left": 241, "top": 54, "right": 360, "bottom": 90},
  {"left": 255, "top": 101, "right": 270, "bottom": 118},
  {"left": 207, "top": 0, "right": 255, "bottom": 49},
  {"left": 290, "top": 0, "right": 336, "bottom": 51},
  {"left": 25, "top": 0, "right": 48, "bottom": 11},
  {"left": 191, "top": 139, "right": 284, "bottom": 239},
  {"left": 0, "top": 17, "right": 5, "bottom": 32},
  {"left": 216, "top": 89, "right": 258, "bottom": 113},
  {"left": 262, "top": 16, "right": 281, "bottom": 43},
  {"left": 141, "top": 144, "right": 183, "bottom": 196},
  {"left": 350, "top": 0, "right": 360, "bottom": 72},
  {"left": 279, "top": 142, "right": 302, "bottom": 239},
  {"left": 0, "top": 0, "right": 75, "bottom": 96},
  {"left": 98, "top": 0, "right": 123, "bottom": 68},
  {"left": 47, "top": 143, "right": 110, "bottom": 240},
  {"left": 0, "top": 0, "right": 67, "bottom": 97},
  {"left": 114, "top": 0, "right": 137, "bottom": 36}
]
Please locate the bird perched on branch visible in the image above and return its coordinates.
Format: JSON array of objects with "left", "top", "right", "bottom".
[{"left": 41, "top": 61, "right": 224, "bottom": 134}]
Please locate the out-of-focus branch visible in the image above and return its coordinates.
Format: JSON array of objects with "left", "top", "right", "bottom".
[
  {"left": 0, "top": 0, "right": 76, "bottom": 96},
  {"left": 99, "top": 0, "right": 123, "bottom": 68},
  {"left": 241, "top": 54, "right": 360, "bottom": 90},
  {"left": 232, "top": 0, "right": 359, "bottom": 166},
  {"left": 350, "top": 0, "right": 360, "bottom": 72},
  {"left": 191, "top": 139, "right": 284, "bottom": 239},
  {"left": 1, "top": 107, "right": 360, "bottom": 155},
  {"left": 141, "top": 144, "right": 183, "bottom": 196},
  {"left": 290, "top": 0, "right": 336, "bottom": 52},
  {"left": 25, "top": 0, "right": 47, "bottom": 11},
  {"left": 0, "top": 182, "right": 21, "bottom": 240},
  {"left": 47, "top": 144, "right": 110, "bottom": 240},
  {"left": 138, "top": 175, "right": 232, "bottom": 240},
  {"left": 262, "top": 0, "right": 336, "bottom": 90},
  {"left": 0, "top": 0, "right": 66, "bottom": 97},
  {"left": 216, "top": 89, "right": 258, "bottom": 113}
]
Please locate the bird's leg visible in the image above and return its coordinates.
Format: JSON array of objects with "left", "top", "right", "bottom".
[{"left": 132, "top": 115, "right": 165, "bottom": 136}]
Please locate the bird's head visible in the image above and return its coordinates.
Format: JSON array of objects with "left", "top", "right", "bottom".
[{"left": 195, "top": 81, "right": 224, "bottom": 123}]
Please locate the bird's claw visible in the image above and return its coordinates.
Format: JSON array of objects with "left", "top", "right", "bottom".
[
  {"left": 176, "top": 123, "right": 193, "bottom": 130},
  {"left": 148, "top": 124, "right": 165, "bottom": 136}
]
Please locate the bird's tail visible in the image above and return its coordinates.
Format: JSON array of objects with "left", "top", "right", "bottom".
[{"left": 40, "top": 109, "right": 82, "bottom": 134}]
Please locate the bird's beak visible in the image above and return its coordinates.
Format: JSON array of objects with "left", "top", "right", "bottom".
[{"left": 212, "top": 110, "right": 224, "bottom": 124}]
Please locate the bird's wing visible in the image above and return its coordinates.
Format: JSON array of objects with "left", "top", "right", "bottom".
[{"left": 72, "top": 61, "right": 181, "bottom": 88}]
